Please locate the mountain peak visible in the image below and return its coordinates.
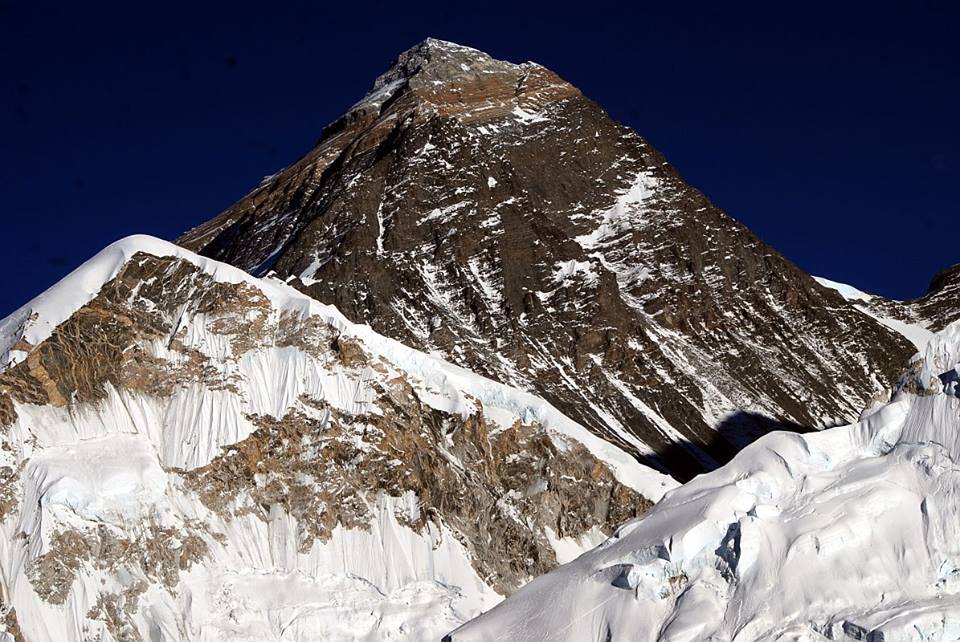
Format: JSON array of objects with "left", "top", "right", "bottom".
[
  {"left": 344, "top": 38, "right": 574, "bottom": 122},
  {"left": 408, "top": 37, "right": 489, "bottom": 59},
  {"left": 372, "top": 38, "right": 520, "bottom": 90},
  {"left": 926, "top": 263, "right": 960, "bottom": 296}
]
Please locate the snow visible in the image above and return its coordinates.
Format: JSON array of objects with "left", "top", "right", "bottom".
[
  {"left": 27, "top": 434, "right": 169, "bottom": 531},
  {"left": 543, "top": 526, "right": 608, "bottom": 565},
  {"left": 813, "top": 275, "right": 872, "bottom": 301},
  {"left": 0, "top": 235, "right": 263, "bottom": 370},
  {"left": 194, "top": 495, "right": 501, "bottom": 642},
  {"left": 421, "top": 201, "right": 470, "bottom": 224},
  {"left": 375, "top": 201, "right": 388, "bottom": 255},
  {"left": 551, "top": 259, "right": 599, "bottom": 288},
  {"left": 510, "top": 106, "right": 548, "bottom": 124},
  {"left": 575, "top": 171, "right": 659, "bottom": 250},
  {"left": 350, "top": 78, "right": 404, "bottom": 113},
  {"left": 449, "top": 318, "right": 960, "bottom": 642},
  {"left": 0, "top": 234, "right": 677, "bottom": 642},
  {"left": 815, "top": 275, "right": 935, "bottom": 351},
  {"left": 858, "top": 309, "right": 935, "bottom": 351}
]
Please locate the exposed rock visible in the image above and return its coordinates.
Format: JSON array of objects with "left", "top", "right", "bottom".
[
  {"left": 0, "top": 393, "right": 14, "bottom": 429},
  {"left": 1, "top": 606, "right": 25, "bottom": 642},
  {"left": 0, "top": 463, "right": 21, "bottom": 521},
  {"left": 28, "top": 525, "right": 207, "bottom": 605},
  {"left": 183, "top": 363, "right": 650, "bottom": 594},
  {"left": 179, "top": 38, "right": 915, "bottom": 480},
  {"left": 820, "top": 262, "right": 960, "bottom": 356},
  {"left": 86, "top": 586, "right": 147, "bottom": 642},
  {"left": 910, "top": 263, "right": 960, "bottom": 331}
]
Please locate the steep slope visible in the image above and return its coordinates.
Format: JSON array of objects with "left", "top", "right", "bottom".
[
  {"left": 179, "top": 39, "right": 915, "bottom": 480},
  {"left": 816, "top": 265, "right": 960, "bottom": 352},
  {"left": 448, "top": 318, "right": 960, "bottom": 642},
  {"left": 0, "top": 236, "right": 672, "bottom": 642},
  {"left": 914, "top": 263, "right": 960, "bottom": 330},
  {"left": 814, "top": 276, "right": 936, "bottom": 351}
]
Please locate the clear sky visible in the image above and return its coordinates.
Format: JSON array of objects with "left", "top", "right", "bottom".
[{"left": 1, "top": 1, "right": 957, "bottom": 317}]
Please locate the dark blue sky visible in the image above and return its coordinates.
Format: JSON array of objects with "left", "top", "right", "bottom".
[{"left": 1, "top": 1, "right": 957, "bottom": 316}]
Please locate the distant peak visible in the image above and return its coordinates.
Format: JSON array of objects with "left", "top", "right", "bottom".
[
  {"left": 395, "top": 37, "right": 498, "bottom": 67},
  {"left": 926, "top": 263, "right": 960, "bottom": 296}
]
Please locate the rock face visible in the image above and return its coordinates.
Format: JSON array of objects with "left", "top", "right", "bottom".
[
  {"left": 917, "top": 264, "right": 960, "bottom": 330},
  {"left": 0, "top": 236, "right": 670, "bottom": 642},
  {"left": 897, "top": 264, "right": 960, "bottom": 332},
  {"left": 180, "top": 38, "right": 915, "bottom": 480}
]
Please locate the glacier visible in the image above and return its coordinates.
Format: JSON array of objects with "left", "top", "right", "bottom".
[{"left": 448, "top": 320, "right": 960, "bottom": 641}]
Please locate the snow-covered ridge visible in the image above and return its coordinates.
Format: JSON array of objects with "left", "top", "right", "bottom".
[
  {"left": 449, "top": 318, "right": 960, "bottom": 641},
  {"left": 0, "top": 234, "right": 677, "bottom": 642},
  {"left": 0, "top": 235, "right": 276, "bottom": 370},
  {"left": 815, "top": 275, "right": 935, "bottom": 351},
  {"left": 0, "top": 234, "right": 674, "bottom": 500},
  {"left": 812, "top": 275, "right": 872, "bottom": 302}
]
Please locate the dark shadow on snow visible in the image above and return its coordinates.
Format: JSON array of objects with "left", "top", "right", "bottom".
[{"left": 643, "top": 411, "right": 815, "bottom": 484}]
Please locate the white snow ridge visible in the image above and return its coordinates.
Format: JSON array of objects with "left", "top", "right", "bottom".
[
  {"left": 448, "top": 319, "right": 960, "bottom": 642},
  {"left": 0, "top": 235, "right": 674, "bottom": 642}
]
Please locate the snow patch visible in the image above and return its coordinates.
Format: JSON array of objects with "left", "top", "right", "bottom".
[
  {"left": 575, "top": 171, "right": 659, "bottom": 250},
  {"left": 814, "top": 276, "right": 872, "bottom": 301},
  {"left": 28, "top": 434, "right": 167, "bottom": 528}
]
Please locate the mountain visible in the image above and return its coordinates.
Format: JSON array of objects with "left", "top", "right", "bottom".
[
  {"left": 2, "top": 38, "right": 951, "bottom": 642},
  {"left": 0, "top": 236, "right": 674, "bottom": 642},
  {"left": 915, "top": 264, "right": 960, "bottom": 330},
  {"left": 179, "top": 39, "right": 915, "bottom": 481},
  {"left": 447, "top": 316, "right": 960, "bottom": 642},
  {"left": 817, "top": 263, "right": 960, "bottom": 351}
]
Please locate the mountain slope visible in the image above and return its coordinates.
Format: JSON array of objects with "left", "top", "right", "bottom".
[
  {"left": 448, "top": 317, "right": 960, "bottom": 642},
  {"left": 914, "top": 264, "right": 960, "bottom": 330},
  {"left": 0, "top": 236, "right": 672, "bottom": 642},
  {"left": 179, "top": 39, "right": 915, "bottom": 480},
  {"left": 816, "top": 264, "right": 960, "bottom": 353}
]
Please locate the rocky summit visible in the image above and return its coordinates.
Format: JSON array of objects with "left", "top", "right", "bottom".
[{"left": 179, "top": 38, "right": 915, "bottom": 480}]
